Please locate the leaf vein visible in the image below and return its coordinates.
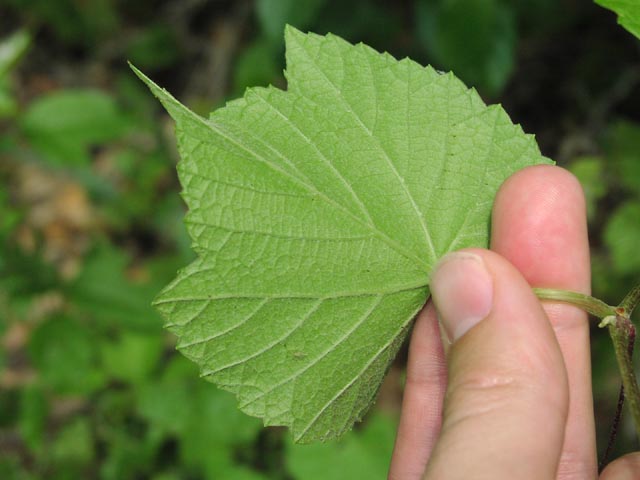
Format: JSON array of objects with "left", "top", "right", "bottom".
[
  {"left": 177, "top": 298, "right": 270, "bottom": 348},
  {"left": 200, "top": 299, "right": 324, "bottom": 376},
  {"left": 185, "top": 219, "right": 374, "bottom": 242},
  {"left": 238, "top": 295, "right": 384, "bottom": 410},
  {"left": 293, "top": 299, "right": 423, "bottom": 441},
  {"left": 154, "top": 281, "right": 428, "bottom": 305},
  {"left": 253, "top": 92, "right": 375, "bottom": 225},
  {"left": 299, "top": 41, "right": 436, "bottom": 263}
]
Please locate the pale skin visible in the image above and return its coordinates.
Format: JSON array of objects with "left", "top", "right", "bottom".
[{"left": 388, "top": 165, "right": 640, "bottom": 479}]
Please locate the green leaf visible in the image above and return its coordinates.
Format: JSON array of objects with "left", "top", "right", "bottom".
[
  {"left": 51, "top": 417, "right": 94, "bottom": 466},
  {"left": 416, "top": 0, "right": 516, "bottom": 96},
  {"left": 28, "top": 316, "right": 106, "bottom": 395},
  {"left": 232, "top": 41, "right": 281, "bottom": 96},
  {"left": 568, "top": 156, "right": 607, "bottom": 221},
  {"left": 0, "top": 456, "right": 33, "bottom": 480},
  {"left": 178, "top": 383, "right": 265, "bottom": 479},
  {"left": 133, "top": 27, "right": 550, "bottom": 442},
  {"left": 604, "top": 201, "right": 640, "bottom": 276},
  {"left": 0, "top": 30, "right": 30, "bottom": 118},
  {"left": 287, "top": 413, "right": 396, "bottom": 479},
  {"left": 256, "top": 0, "right": 327, "bottom": 42},
  {"left": 606, "top": 121, "right": 640, "bottom": 194},
  {"left": 94, "top": 390, "right": 157, "bottom": 480},
  {"left": 0, "top": 29, "right": 30, "bottom": 79},
  {"left": 67, "top": 246, "right": 164, "bottom": 332},
  {"left": 126, "top": 25, "right": 179, "bottom": 70},
  {"left": 595, "top": 0, "right": 640, "bottom": 40},
  {"left": 100, "top": 331, "right": 164, "bottom": 383},
  {"left": 137, "top": 356, "right": 263, "bottom": 478},
  {"left": 136, "top": 356, "right": 262, "bottom": 443},
  {"left": 18, "top": 386, "right": 48, "bottom": 453},
  {"left": 21, "top": 89, "right": 130, "bottom": 166}
]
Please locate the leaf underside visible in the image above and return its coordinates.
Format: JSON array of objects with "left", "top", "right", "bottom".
[
  {"left": 133, "top": 26, "right": 551, "bottom": 443},
  {"left": 595, "top": 0, "right": 640, "bottom": 40}
]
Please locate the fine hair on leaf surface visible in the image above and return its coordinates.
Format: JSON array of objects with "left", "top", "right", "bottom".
[{"left": 132, "top": 25, "right": 551, "bottom": 443}]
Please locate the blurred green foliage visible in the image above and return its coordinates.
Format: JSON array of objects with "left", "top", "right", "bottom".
[
  {"left": 416, "top": 0, "right": 516, "bottom": 96},
  {"left": 0, "top": 29, "right": 29, "bottom": 117},
  {"left": 22, "top": 90, "right": 132, "bottom": 166},
  {"left": 0, "top": 0, "right": 639, "bottom": 478},
  {"left": 286, "top": 415, "right": 396, "bottom": 480}
]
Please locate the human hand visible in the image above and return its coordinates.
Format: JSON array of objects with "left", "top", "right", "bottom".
[{"left": 388, "top": 165, "right": 640, "bottom": 479}]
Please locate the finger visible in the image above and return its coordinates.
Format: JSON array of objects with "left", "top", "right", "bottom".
[
  {"left": 389, "top": 303, "right": 447, "bottom": 480},
  {"left": 424, "top": 249, "right": 568, "bottom": 480},
  {"left": 491, "top": 165, "right": 595, "bottom": 479},
  {"left": 600, "top": 453, "right": 640, "bottom": 480}
]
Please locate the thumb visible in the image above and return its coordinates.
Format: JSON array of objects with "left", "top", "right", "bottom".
[
  {"left": 423, "top": 250, "right": 569, "bottom": 480},
  {"left": 601, "top": 453, "right": 640, "bottom": 479}
]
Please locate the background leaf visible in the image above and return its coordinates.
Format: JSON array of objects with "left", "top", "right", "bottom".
[
  {"left": 595, "top": 0, "right": 640, "bottom": 40},
  {"left": 256, "top": 0, "right": 328, "bottom": 43},
  {"left": 606, "top": 121, "right": 640, "bottom": 193},
  {"left": 604, "top": 201, "right": 640, "bottom": 275},
  {"left": 21, "top": 90, "right": 131, "bottom": 166},
  {"left": 0, "top": 30, "right": 30, "bottom": 80},
  {"left": 286, "top": 413, "right": 396, "bottom": 479},
  {"left": 28, "top": 316, "right": 106, "bottom": 395},
  {"left": 416, "top": 0, "right": 516, "bottom": 96},
  {"left": 568, "top": 156, "right": 607, "bottom": 221}
]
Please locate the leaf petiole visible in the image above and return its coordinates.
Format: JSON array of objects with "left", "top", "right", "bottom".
[
  {"left": 619, "top": 283, "right": 640, "bottom": 315},
  {"left": 533, "top": 287, "right": 617, "bottom": 320},
  {"left": 534, "top": 283, "right": 640, "bottom": 451}
]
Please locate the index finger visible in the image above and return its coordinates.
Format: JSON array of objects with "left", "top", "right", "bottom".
[{"left": 491, "top": 165, "right": 596, "bottom": 479}]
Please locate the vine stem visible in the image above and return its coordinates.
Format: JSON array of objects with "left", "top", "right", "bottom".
[
  {"left": 533, "top": 284, "right": 640, "bottom": 445},
  {"left": 609, "top": 316, "right": 640, "bottom": 442}
]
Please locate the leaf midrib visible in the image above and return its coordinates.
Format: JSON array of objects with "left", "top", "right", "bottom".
[
  {"left": 153, "top": 279, "right": 429, "bottom": 305},
  {"left": 291, "top": 34, "right": 438, "bottom": 264},
  {"left": 201, "top": 112, "right": 430, "bottom": 271},
  {"left": 136, "top": 64, "right": 432, "bottom": 273},
  {"left": 293, "top": 296, "right": 423, "bottom": 442}
]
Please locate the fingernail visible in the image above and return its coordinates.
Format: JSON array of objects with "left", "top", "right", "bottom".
[{"left": 430, "top": 252, "right": 493, "bottom": 342}]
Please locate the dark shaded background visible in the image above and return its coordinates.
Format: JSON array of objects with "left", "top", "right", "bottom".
[{"left": 1, "top": 0, "right": 639, "bottom": 478}]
